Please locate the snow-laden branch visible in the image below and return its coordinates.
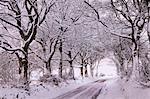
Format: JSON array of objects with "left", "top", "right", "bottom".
[
  {"left": 0, "top": 42, "right": 26, "bottom": 56},
  {"left": 84, "top": 1, "right": 108, "bottom": 27},
  {"left": 39, "top": 2, "right": 55, "bottom": 25},
  {"left": 110, "top": 32, "right": 132, "bottom": 40},
  {"left": 0, "top": 17, "right": 22, "bottom": 31}
]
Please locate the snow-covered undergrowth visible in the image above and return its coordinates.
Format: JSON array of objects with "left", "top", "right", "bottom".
[
  {"left": 0, "top": 77, "right": 99, "bottom": 99},
  {"left": 98, "top": 78, "right": 150, "bottom": 99}
]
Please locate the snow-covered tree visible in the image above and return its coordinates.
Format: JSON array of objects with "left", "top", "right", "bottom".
[
  {"left": 0, "top": 0, "right": 54, "bottom": 86},
  {"left": 110, "top": 0, "right": 149, "bottom": 81}
]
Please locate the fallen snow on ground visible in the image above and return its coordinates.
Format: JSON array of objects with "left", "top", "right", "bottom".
[
  {"left": 121, "top": 79, "right": 150, "bottom": 99},
  {"left": 0, "top": 85, "right": 27, "bottom": 99},
  {"left": 98, "top": 78, "right": 125, "bottom": 99},
  {"left": 98, "top": 78, "right": 150, "bottom": 99},
  {"left": 2, "top": 77, "right": 150, "bottom": 99},
  {"left": 0, "top": 77, "right": 100, "bottom": 99},
  {"left": 28, "top": 77, "right": 101, "bottom": 99}
]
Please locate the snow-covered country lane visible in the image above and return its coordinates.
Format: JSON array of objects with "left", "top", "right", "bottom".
[{"left": 52, "top": 79, "right": 106, "bottom": 99}]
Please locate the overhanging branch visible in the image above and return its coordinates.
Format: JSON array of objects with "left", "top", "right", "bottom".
[
  {"left": 110, "top": 32, "right": 132, "bottom": 40},
  {"left": 84, "top": 1, "right": 108, "bottom": 27}
]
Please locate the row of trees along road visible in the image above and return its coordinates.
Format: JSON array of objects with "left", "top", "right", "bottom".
[{"left": 0, "top": 0, "right": 149, "bottom": 88}]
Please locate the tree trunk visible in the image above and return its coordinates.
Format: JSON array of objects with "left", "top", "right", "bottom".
[
  {"left": 18, "top": 53, "right": 29, "bottom": 87},
  {"left": 90, "top": 65, "right": 94, "bottom": 77},
  {"left": 148, "top": 2, "right": 150, "bottom": 43},
  {"left": 80, "top": 57, "right": 84, "bottom": 78},
  {"left": 130, "top": 43, "right": 139, "bottom": 80},
  {"left": 131, "top": 52, "right": 139, "bottom": 79},
  {"left": 67, "top": 51, "right": 75, "bottom": 79},
  {"left": 45, "top": 38, "right": 58, "bottom": 75},
  {"left": 69, "top": 60, "right": 75, "bottom": 79},
  {"left": 59, "top": 39, "right": 63, "bottom": 78},
  {"left": 46, "top": 60, "right": 52, "bottom": 75},
  {"left": 80, "top": 66, "right": 84, "bottom": 78},
  {"left": 85, "top": 65, "right": 88, "bottom": 77}
]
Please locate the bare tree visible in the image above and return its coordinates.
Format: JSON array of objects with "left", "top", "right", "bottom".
[
  {"left": 144, "top": 0, "right": 150, "bottom": 43},
  {"left": 34, "top": 22, "right": 60, "bottom": 75},
  {"left": 110, "top": 0, "right": 148, "bottom": 80},
  {"left": 0, "top": 0, "right": 54, "bottom": 85}
]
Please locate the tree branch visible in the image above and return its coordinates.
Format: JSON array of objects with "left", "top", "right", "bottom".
[
  {"left": 84, "top": 1, "right": 108, "bottom": 27},
  {"left": 110, "top": 32, "right": 132, "bottom": 40}
]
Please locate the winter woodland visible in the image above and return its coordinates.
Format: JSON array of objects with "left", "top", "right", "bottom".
[{"left": 0, "top": 0, "right": 150, "bottom": 99}]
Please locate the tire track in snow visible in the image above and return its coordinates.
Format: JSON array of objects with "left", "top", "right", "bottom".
[
  {"left": 52, "top": 84, "right": 91, "bottom": 99},
  {"left": 74, "top": 80, "right": 105, "bottom": 99},
  {"left": 52, "top": 79, "right": 106, "bottom": 99}
]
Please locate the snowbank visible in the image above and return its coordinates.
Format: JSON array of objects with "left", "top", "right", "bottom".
[{"left": 98, "top": 78, "right": 150, "bottom": 99}]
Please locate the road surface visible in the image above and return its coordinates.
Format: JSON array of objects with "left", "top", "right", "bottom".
[{"left": 52, "top": 79, "right": 106, "bottom": 99}]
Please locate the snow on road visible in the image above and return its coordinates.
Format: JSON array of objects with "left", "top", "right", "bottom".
[
  {"left": 52, "top": 80, "right": 106, "bottom": 99},
  {"left": 97, "top": 78, "right": 125, "bottom": 99}
]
